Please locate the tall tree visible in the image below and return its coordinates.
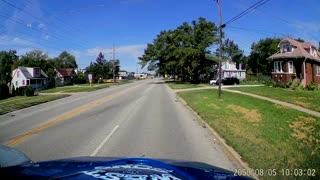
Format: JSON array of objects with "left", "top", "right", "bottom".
[
  {"left": 217, "top": 38, "right": 246, "bottom": 68},
  {"left": 18, "top": 50, "right": 49, "bottom": 69},
  {"left": 55, "top": 51, "right": 78, "bottom": 68},
  {"left": 0, "top": 50, "right": 19, "bottom": 84},
  {"left": 139, "top": 17, "right": 218, "bottom": 82},
  {"left": 247, "top": 38, "right": 281, "bottom": 75}
]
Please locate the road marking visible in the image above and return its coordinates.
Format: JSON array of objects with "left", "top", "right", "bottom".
[
  {"left": 91, "top": 125, "right": 119, "bottom": 156},
  {"left": 5, "top": 84, "right": 141, "bottom": 147}
]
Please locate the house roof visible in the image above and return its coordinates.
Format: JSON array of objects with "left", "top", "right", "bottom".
[
  {"left": 267, "top": 38, "right": 320, "bottom": 62},
  {"left": 56, "top": 68, "right": 74, "bottom": 77},
  {"left": 19, "top": 67, "right": 33, "bottom": 79}
]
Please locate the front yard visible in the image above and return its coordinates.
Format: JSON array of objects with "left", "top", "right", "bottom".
[
  {"left": 165, "top": 81, "right": 208, "bottom": 89},
  {"left": 178, "top": 89, "right": 320, "bottom": 178},
  {"left": 231, "top": 86, "right": 320, "bottom": 112},
  {"left": 0, "top": 95, "right": 69, "bottom": 115}
]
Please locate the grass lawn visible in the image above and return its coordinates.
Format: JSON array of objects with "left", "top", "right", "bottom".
[
  {"left": 40, "top": 81, "right": 132, "bottom": 93},
  {"left": 0, "top": 95, "right": 69, "bottom": 115},
  {"left": 239, "top": 80, "right": 263, "bottom": 85},
  {"left": 165, "top": 81, "right": 208, "bottom": 89},
  {"left": 232, "top": 86, "right": 320, "bottom": 112},
  {"left": 178, "top": 89, "right": 320, "bottom": 178}
]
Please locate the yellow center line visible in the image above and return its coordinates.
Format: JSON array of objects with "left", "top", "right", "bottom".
[{"left": 6, "top": 84, "right": 141, "bottom": 147}]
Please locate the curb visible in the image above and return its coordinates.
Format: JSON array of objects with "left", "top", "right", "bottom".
[{"left": 175, "top": 93, "right": 258, "bottom": 179}]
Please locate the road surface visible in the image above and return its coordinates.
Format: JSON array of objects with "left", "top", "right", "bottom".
[{"left": 0, "top": 79, "right": 239, "bottom": 171}]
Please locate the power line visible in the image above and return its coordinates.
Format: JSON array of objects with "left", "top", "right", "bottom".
[
  {"left": 224, "top": 0, "right": 270, "bottom": 27},
  {"left": 228, "top": 26, "right": 286, "bottom": 37},
  {"left": 0, "top": 0, "right": 90, "bottom": 49}
]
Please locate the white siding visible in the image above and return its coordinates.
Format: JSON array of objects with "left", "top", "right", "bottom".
[{"left": 11, "top": 68, "right": 27, "bottom": 89}]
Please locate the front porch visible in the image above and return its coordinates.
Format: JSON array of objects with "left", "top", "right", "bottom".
[{"left": 29, "top": 78, "right": 48, "bottom": 90}]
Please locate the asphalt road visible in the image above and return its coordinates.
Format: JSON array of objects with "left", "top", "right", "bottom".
[{"left": 0, "top": 79, "right": 240, "bottom": 171}]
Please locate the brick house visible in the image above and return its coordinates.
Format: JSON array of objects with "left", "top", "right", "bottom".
[
  {"left": 55, "top": 68, "right": 76, "bottom": 86},
  {"left": 267, "top": 38, "right": 320, "bottom": 88}
]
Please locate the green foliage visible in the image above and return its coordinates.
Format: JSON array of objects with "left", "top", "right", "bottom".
[
  {"left": 98, "top": 79, "right": 104, "bottom": 83},
  {"left": 86, "top": 52, "right": 120, "bottom": 82},
  {"left": 11, "top": 86, "right": 16, "bottom": 97},
  {"left": 16, "top": 87, "right": 26, "bottom": 96},
  {"left": 75, "top": 72, "right": 86, "bottom": 84},
  {"left": 265, "top": 79, "right": 276, "bottom": 87},
  {"left": 0, "top": 83, "right": 9, "bottom": 100},
  {"left": 278, "top": 82, "right": 287, "bottom": 88},
  {"left": 286, "top": 79, "right": 293, "bottom": 88},
  {"left": 54, "top": 51, "right": 78, "bottom": 68},
  {"left": 139, "top": 17, "right": 218, "bottom": 82},
  {"left": 306, "top": 81, "right": 317, "bottom": 91},
  {"left": 25, "top": 86, "right": 34, "bottom": 96},
  {"left": 247, "top": 38, "right": 281, "bottom": 75},
  {"left": 0, "top": 50, "right": 19, "bottom": 84},
  {"left": 217, "top": 38, "right": 246, "bottom": 68}
]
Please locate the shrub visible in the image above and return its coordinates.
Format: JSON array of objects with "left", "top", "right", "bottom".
[
  {"left": 0, "top": 83, "right": 9, "bottom": 100},
  {"left": 278, "top": 82, "right": 287, "bottom": 88},
  {"left": 306, "top": 81, "right": 317, "bottom": 91},
  {"left": 286, "top": 79, "right": 293, "bottom": 88},
  {"left": 11, "top": 86, "right": 16, "bottom": 97},
  {"left": 16, "top": 87, "right": 26, "bottom": 96},
  {"left": 25, "top": 86, "right": 34, "bottom": 96},
  {"left": 98, "top": 79, "right": 104, "bottom": 83},
  {"left": 265, "top": 79, "right": 276, "bottom": 87}
]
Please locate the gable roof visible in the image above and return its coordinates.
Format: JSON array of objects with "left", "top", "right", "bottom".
[
  {"left": 19, "top": 67, "right": 33, "bottom": 79},
  {"left": 56, "top": 68, "right": 75, "bottom": 77},
  {"left": 267, "top": 38, "right": 320, "bottom": 62}
]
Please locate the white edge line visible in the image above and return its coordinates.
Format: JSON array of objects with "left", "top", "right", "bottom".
[{"left": 90, "top": 125, "right": 120, "bottom": 156}]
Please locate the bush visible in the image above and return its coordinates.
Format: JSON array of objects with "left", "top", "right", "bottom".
[
  {"left": 286, "top": 79, "right": 293, "bottom": 88},
  {"left": 16, "top": 87, "right": 26, "bottom": 96},
  {"left": 265, "top": 79, "right": 276, "bottom": 87},
  {"left": 11, "top": 86, "right": 16, "bottom": 97},
  {"left": 306, "top": 81, "right": 317, "bottom": 91},
  {"left": 25, "top": 86, "right": 34, "bottom": 96},
  {"left": 98, "top": 79, "right": 104, "bottom": 83},
  {"left": 0, "top": 83, "right": 9, "bottom": 100},
  {"left": 278, "top": 82, "right": 287, "bottom": 88}
]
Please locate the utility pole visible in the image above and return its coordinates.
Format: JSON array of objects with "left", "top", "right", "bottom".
[
  {"left": 217, "top": 0, "right": 223, "bottom": 98},
  {"left": 113, "top": 43, "right": 115, "bottom": 83}
]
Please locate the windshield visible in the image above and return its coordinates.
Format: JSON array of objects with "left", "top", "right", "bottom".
[{"left": 0, "top": 0, "right": 319, "bottom": 179}]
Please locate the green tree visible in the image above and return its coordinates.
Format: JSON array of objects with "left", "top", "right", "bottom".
[
  {"left": 18, "top": 50, "right": 49, "bottom": 69},
  {"left": 217, "top": 38, "right": 246, "bottom": 69},
  {"left": 139, "top": 17, "right": 218, "bottom": 82},
  {"left": 247, "top": 38, "right": 281, "bottom": 75},
  {"left": 0, "top": 50, "right": 19, "bottom": 84},
  {"left": 55, "top": 51, "right": 78, "bottom": 68}
]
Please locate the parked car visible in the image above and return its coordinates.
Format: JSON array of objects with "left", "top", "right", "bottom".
[
  {"left": 209, "top": 78, "right": 219, "bottom": 85},
  {"left": 216, "top": 77, "right": 239, "bottom": 85}
]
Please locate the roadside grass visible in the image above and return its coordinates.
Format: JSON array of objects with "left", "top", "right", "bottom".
[
  {"left": 40, "top": 81, "right": 132, "bottom": 93},
  {"left": 0, "top": 95, "right": 69, "bottom": 115},
  {"left": 166, "top": 81, "right": 208, "bottom": 89},
  {"left": 178, "top": 89, "right": 320, "bottom": 178},
  {"left": 231, "top": 86, "right": 320, "bottom": 112}
]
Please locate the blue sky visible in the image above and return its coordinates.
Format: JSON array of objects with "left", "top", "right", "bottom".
[{"left": 1, "top": 0, "right": 319, "bottom": 72}]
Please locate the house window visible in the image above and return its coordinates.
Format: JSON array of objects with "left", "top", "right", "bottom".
[
  {"left": 288, "top": 61, "right": 293, "bottom": 73},
  {"left": 316, "top": 65, "right": 320, "bottom": 76},
  {"left": 34, "top": 68, "right": 41, "bottom": 77},
  {"left": 281, "top": 44, "right": 292, "bottom": 53},
  {"left": 16, "top": 81, "right": 18, "bottom": 86},
  {"left": 22, "top": 80, "right": 25, "bottom": 85},
  {"left": 17, "top": 70, "right": 19, "bottom": 78},
  {"left": 274, "top": 61, "right": 284, "bottom": 72}
]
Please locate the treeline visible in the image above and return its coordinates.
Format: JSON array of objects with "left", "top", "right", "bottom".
[
  {"left": 139, "top": 17, "right": 309, "bottom": 82},
  {"left": 86, "top": 52, "right": 120, "bottom": 82}
]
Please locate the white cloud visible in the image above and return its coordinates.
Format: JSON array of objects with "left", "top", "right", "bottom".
[
  {"left": 26, "top": 23, "right": 32, "bottom": 28},
  {"left": 38, "top": 23, "right": 45, "bottom": 29},
  {"left": 70, "top": 50, "right": 81, "bottom": 59},
  {"left": 86, "top": 44, "right": 146, "bottom": 60}
]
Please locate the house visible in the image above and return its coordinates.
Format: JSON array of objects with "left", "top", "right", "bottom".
[
  {"left": 214, "top": 60, "right": 246, "bottom": 80},
  {"left": 11, "top": 67, "right": 48, "bottom": 90},
  {"left": 118, "top": 70, "right": 128, "bottom": 80},
  {"left": 55, "top": 68, "right": 76, "bottom": 86},
  {"left": 267, "top": 38, "right": 320, "bottom": 88}
]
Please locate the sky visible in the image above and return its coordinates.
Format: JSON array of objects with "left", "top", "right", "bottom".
[{"left": 0, "top": 0, "right": 319, "bottom": 72}]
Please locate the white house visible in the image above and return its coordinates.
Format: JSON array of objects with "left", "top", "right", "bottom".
[
  {"left": 11, "top": 67, "right": 49, "bottom": 90},
  {"left": 215, "top": 60, "right": 246, "bottom": 80}
]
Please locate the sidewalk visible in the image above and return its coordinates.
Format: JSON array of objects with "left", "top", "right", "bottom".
[{"left": 175, "top": 85, "right": 320, "bottom": 118}]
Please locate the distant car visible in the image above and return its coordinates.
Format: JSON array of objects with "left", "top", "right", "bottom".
[{"left": 216, "top": 77, "right": 239, "bottom": 85}]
